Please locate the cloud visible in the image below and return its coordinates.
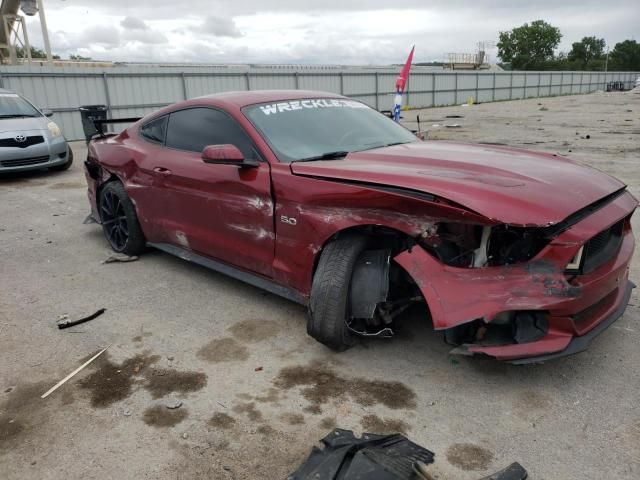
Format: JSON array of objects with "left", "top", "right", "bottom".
[
  {"left": 21, "top": 1, "right": 640, "bottom": 64},
  {"left": 198, "top": 16, "right": 243, "bottom": 38},
  {"left": 121, "top": 17, "right": 149, "bottom": 30}
]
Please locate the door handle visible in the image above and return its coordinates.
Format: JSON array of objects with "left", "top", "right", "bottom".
[{"left": 153, "top": 167, "right": 172, "bottom": 175}]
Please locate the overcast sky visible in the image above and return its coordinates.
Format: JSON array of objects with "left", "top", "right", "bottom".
[{"left": 23, "top": 0, "right": 639, "bottom": 64}]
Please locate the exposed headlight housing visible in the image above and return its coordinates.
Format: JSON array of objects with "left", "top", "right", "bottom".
[
  {"left": 565, "top": 246, "right": 584, "bottom": 273},
  {"left": 47, "top": 121, "right": 62, "bottom": 138}
]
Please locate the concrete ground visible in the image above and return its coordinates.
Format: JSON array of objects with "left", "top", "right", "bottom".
[{"left": 1, "top": 91, "right": 639, "bottom": 480}]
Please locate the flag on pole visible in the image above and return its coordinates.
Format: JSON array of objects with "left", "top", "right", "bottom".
[{"left": 392, "top": 46, "right": 415, "bottom": 122}]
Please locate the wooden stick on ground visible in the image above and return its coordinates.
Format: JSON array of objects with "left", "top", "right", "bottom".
[{"left": 41, "top": 345, "right": 111, "bottom": 399}]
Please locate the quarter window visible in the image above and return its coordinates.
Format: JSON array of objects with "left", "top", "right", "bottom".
[
  {"left": 140, "top": 116, "right": 168, "bottom": 144},
  {"left": 165, "top": 107, "right": 257, "bottom": 159}
]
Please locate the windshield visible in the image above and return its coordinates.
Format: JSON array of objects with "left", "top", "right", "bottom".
[
  {"left": 243, "top": 98, "right": 417, "bottom": 163},
  {"left": 0, "top": 93, "right": 40, "bottom": 118}
]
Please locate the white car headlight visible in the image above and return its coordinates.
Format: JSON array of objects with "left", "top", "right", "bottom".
[{"left": 47, "top": 121, "right": 62, "bottom": 138}]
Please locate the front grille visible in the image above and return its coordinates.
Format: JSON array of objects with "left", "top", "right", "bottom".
[
  {"left": 582, "top": 220, "right": 624, "bottom": 273},
  {"left": 0, "top": 155, "right": 50, "bottom": 168},
  {"left": 0, "top": 135, "right": 44, "bottom": 148}
]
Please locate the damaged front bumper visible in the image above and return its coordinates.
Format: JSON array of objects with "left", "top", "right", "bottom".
[{"left": 395, "top": 191, "right": 637, "bottom": 364}]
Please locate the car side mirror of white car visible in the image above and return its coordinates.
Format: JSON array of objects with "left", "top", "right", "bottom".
[{"left": 41, "top": 108, "right": 54, "bottom": 118}]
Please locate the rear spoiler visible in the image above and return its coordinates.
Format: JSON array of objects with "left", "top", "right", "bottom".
[{"left": 91, "top": 117, "right": 142, "bottom": 139}]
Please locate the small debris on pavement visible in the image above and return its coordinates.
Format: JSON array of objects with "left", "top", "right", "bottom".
[
  {"left": 290, "top": 428, "right": 528, "bottom": 480},
  {"left": 254, "top": 366, "right": 263, "bottom": 372},
  {"left": 5, "top": 386, "right": 15, "bottom": 393},
  {"left": 123, "top": 408, "right": 132, "bottom": 416},
  {"left": 164, "top": 398, "right": 183, "bottom": 409},
  {"left": 57, "top": 308, "right": 106, "bottom": 329},
  {"left": 445, "top": 124, "right": 461, "bottom": 128},
  {"left": 102, "top": 254, "right": 139, "bottom": 264},
  {"left": 41, "top": 345, "right": 111, "bottom": 398}
]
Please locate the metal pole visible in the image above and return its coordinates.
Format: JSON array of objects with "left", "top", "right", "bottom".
[
  {"left": 20, "top": 17, "right": 32, "bottom": 63},
  {"left": 102, "top": 72, "right": 111, "bottom": 121},
  {"left": 604, "top": 47, "right": 609, "bottom": 73},
  {"left": 374, "top": 72, "right": 379, "bottom": 110},
  {"left": 509, "top": 72, "right": 513, "bottom": 100},
  {"left": 339, "top": 71, "right": 344, "bottom": 95},
  {"left": 492, "top": 72, "right": 495, "bottom": 102},
  {"left": 36, "top": 0, "right": 53, "bottom": 64},
  {"left": 454, "top": 72, "right": 458, "bottom": 104},
  {"left": 294, "top": 71, "right": 299, "bottom": 90},
  {"left": 475, "top": 71, "right": 479, "bottom": 103},
  {"left": 245, "top": 71, "right": 251, "bottom": 91},
  {"left": 431, "top": 74, "right": 435, "bottom": 107},
  {"left": 181, "top": 72, "right": 187, "bottom": 100}
]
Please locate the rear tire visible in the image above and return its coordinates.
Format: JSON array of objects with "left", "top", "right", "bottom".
[
  {"left": 99, "top": 181, "right": 146, "bottom": 256},
  {"left": 307, "top": 234, "right": 369, "bottom": 351},
  {"left": 49, "top": 146, "right": 73, "bottom": 172}
]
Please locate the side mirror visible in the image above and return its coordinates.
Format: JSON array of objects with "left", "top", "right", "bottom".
[
  {"left": 41, "top": 108, "right": 54, "bottom": 118},
  {"left": 201, "top": 144, "right": 257, "bottom": 167}
]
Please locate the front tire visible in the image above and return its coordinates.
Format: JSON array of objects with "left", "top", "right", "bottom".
[
  {"left": 99, "top": 181, "right": 145, "bottom": 256},
  {"left": 307, "top": 234, "right": 369, "bottom": 351},
  {"left": 49, "top": 146, "right": 73, "bottom": 172}
]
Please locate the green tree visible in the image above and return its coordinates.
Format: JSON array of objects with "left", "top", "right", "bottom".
[
  {"left": 568, "top": 36, "right": 606, "bottom": 68},
  {"left": 608, "top": 40, "right": 640, "bottom": 71},
  {"left": 15, "top": 46, "right": 60, "bottom": 59},
  {"left": 497, "top": 20, "right": 562, "bottom": 70},
  {"left": 69, "top": 53, "right": 93, "bottom": 61}
]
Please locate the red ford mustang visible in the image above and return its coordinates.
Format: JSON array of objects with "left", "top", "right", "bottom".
[{"left": 84, "top": 90, "right": 637, "bottom": 363}]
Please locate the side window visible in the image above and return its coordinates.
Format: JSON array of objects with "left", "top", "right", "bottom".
[
  {"left": 165, "top": 107, "right": 257, "bottom": 159},
  {"left": 140, "top": 116, "right": 167, "bottom": 144}
]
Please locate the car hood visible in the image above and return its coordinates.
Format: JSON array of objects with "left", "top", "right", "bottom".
[
  {"left": 290, "top": 141, "right": 626, "bottom": 226},
  {"left": 0, "top": 116, "right": 47, "bottom": 134}
]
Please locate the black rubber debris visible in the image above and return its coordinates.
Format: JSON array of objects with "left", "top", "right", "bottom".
[
  {"left": 288, "top": 428, "right": 434, "bottom": 479},
  {"left": 58, "top": 308, "right": 106, "bottom": 330}
]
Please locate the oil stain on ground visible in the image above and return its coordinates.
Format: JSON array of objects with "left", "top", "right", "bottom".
[
  {"left": 232, "top": 402, "right": 263, "bottom": 422},
  {"left": 77, "top": 352, "right": 207, "bottom": 407},
  {"left": 197, "top": 337, "right": 249, "bottom": 363},
  {"left": 361, "top": 414, "right": 409, "bottom": 435},
  {"left": 208, "top": 412, "right": 236, "bottom": 429},
  {"left": 280, "top": 412, "right": 305, "bottom": 425},
  {"left": 228, "top": 319, "right": 281, "bottom": 343},
  {"left": 143, "top": 405, "right": 188, "bottom": 428},
  {"left": 319, "top": 417, "right": 337, "bottom": 430},
  {"left": 77, "top": 353, "right": 160, "bottom": 407},
  {"left": 145, "top": 369, "right": 207, "bottom": 399},
  {"left": 273, "top": 362, "right": 417, "bottom": 410},
  {"left": 0, "top": 381, "right": 53, "bottom": 451},
  {"left": 446, "top": 443, "right": 494, "bottom": 471}
]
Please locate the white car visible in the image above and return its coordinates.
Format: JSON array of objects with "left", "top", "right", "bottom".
[{"left": 0, "top": 88, "right": 72, "bottom": 173}]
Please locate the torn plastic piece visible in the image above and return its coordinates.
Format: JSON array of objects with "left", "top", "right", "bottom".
[
  {"left": 102, "top": 254, "right": 139, "bottom": 264},
  {"left": 288, "top": 428, "right": 434, "bottom": 479},
  {"left": 477, "top": 462, "right": 528, "bottom": 480},
  {"left": 289, "top": 428, "right": 528, "bottom": 480},
  {"left": 83, "top": 214, "right": 98, "bottom": 225},
  {"left": 57, "top": 308, "right": 106, "bottom": 330}
]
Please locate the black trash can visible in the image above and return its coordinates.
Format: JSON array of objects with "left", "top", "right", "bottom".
[{"left": 79, "top": 105, "right": 108, "bottom": 144}]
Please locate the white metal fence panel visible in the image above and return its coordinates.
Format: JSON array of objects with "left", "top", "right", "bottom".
[{"left": 0, "top": 66, "right": 636, "bottom": 140}]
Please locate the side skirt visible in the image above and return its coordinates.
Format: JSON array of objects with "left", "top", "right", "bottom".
[{"left": 147, "top": 242, "right": 308, "bottom": 306}]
